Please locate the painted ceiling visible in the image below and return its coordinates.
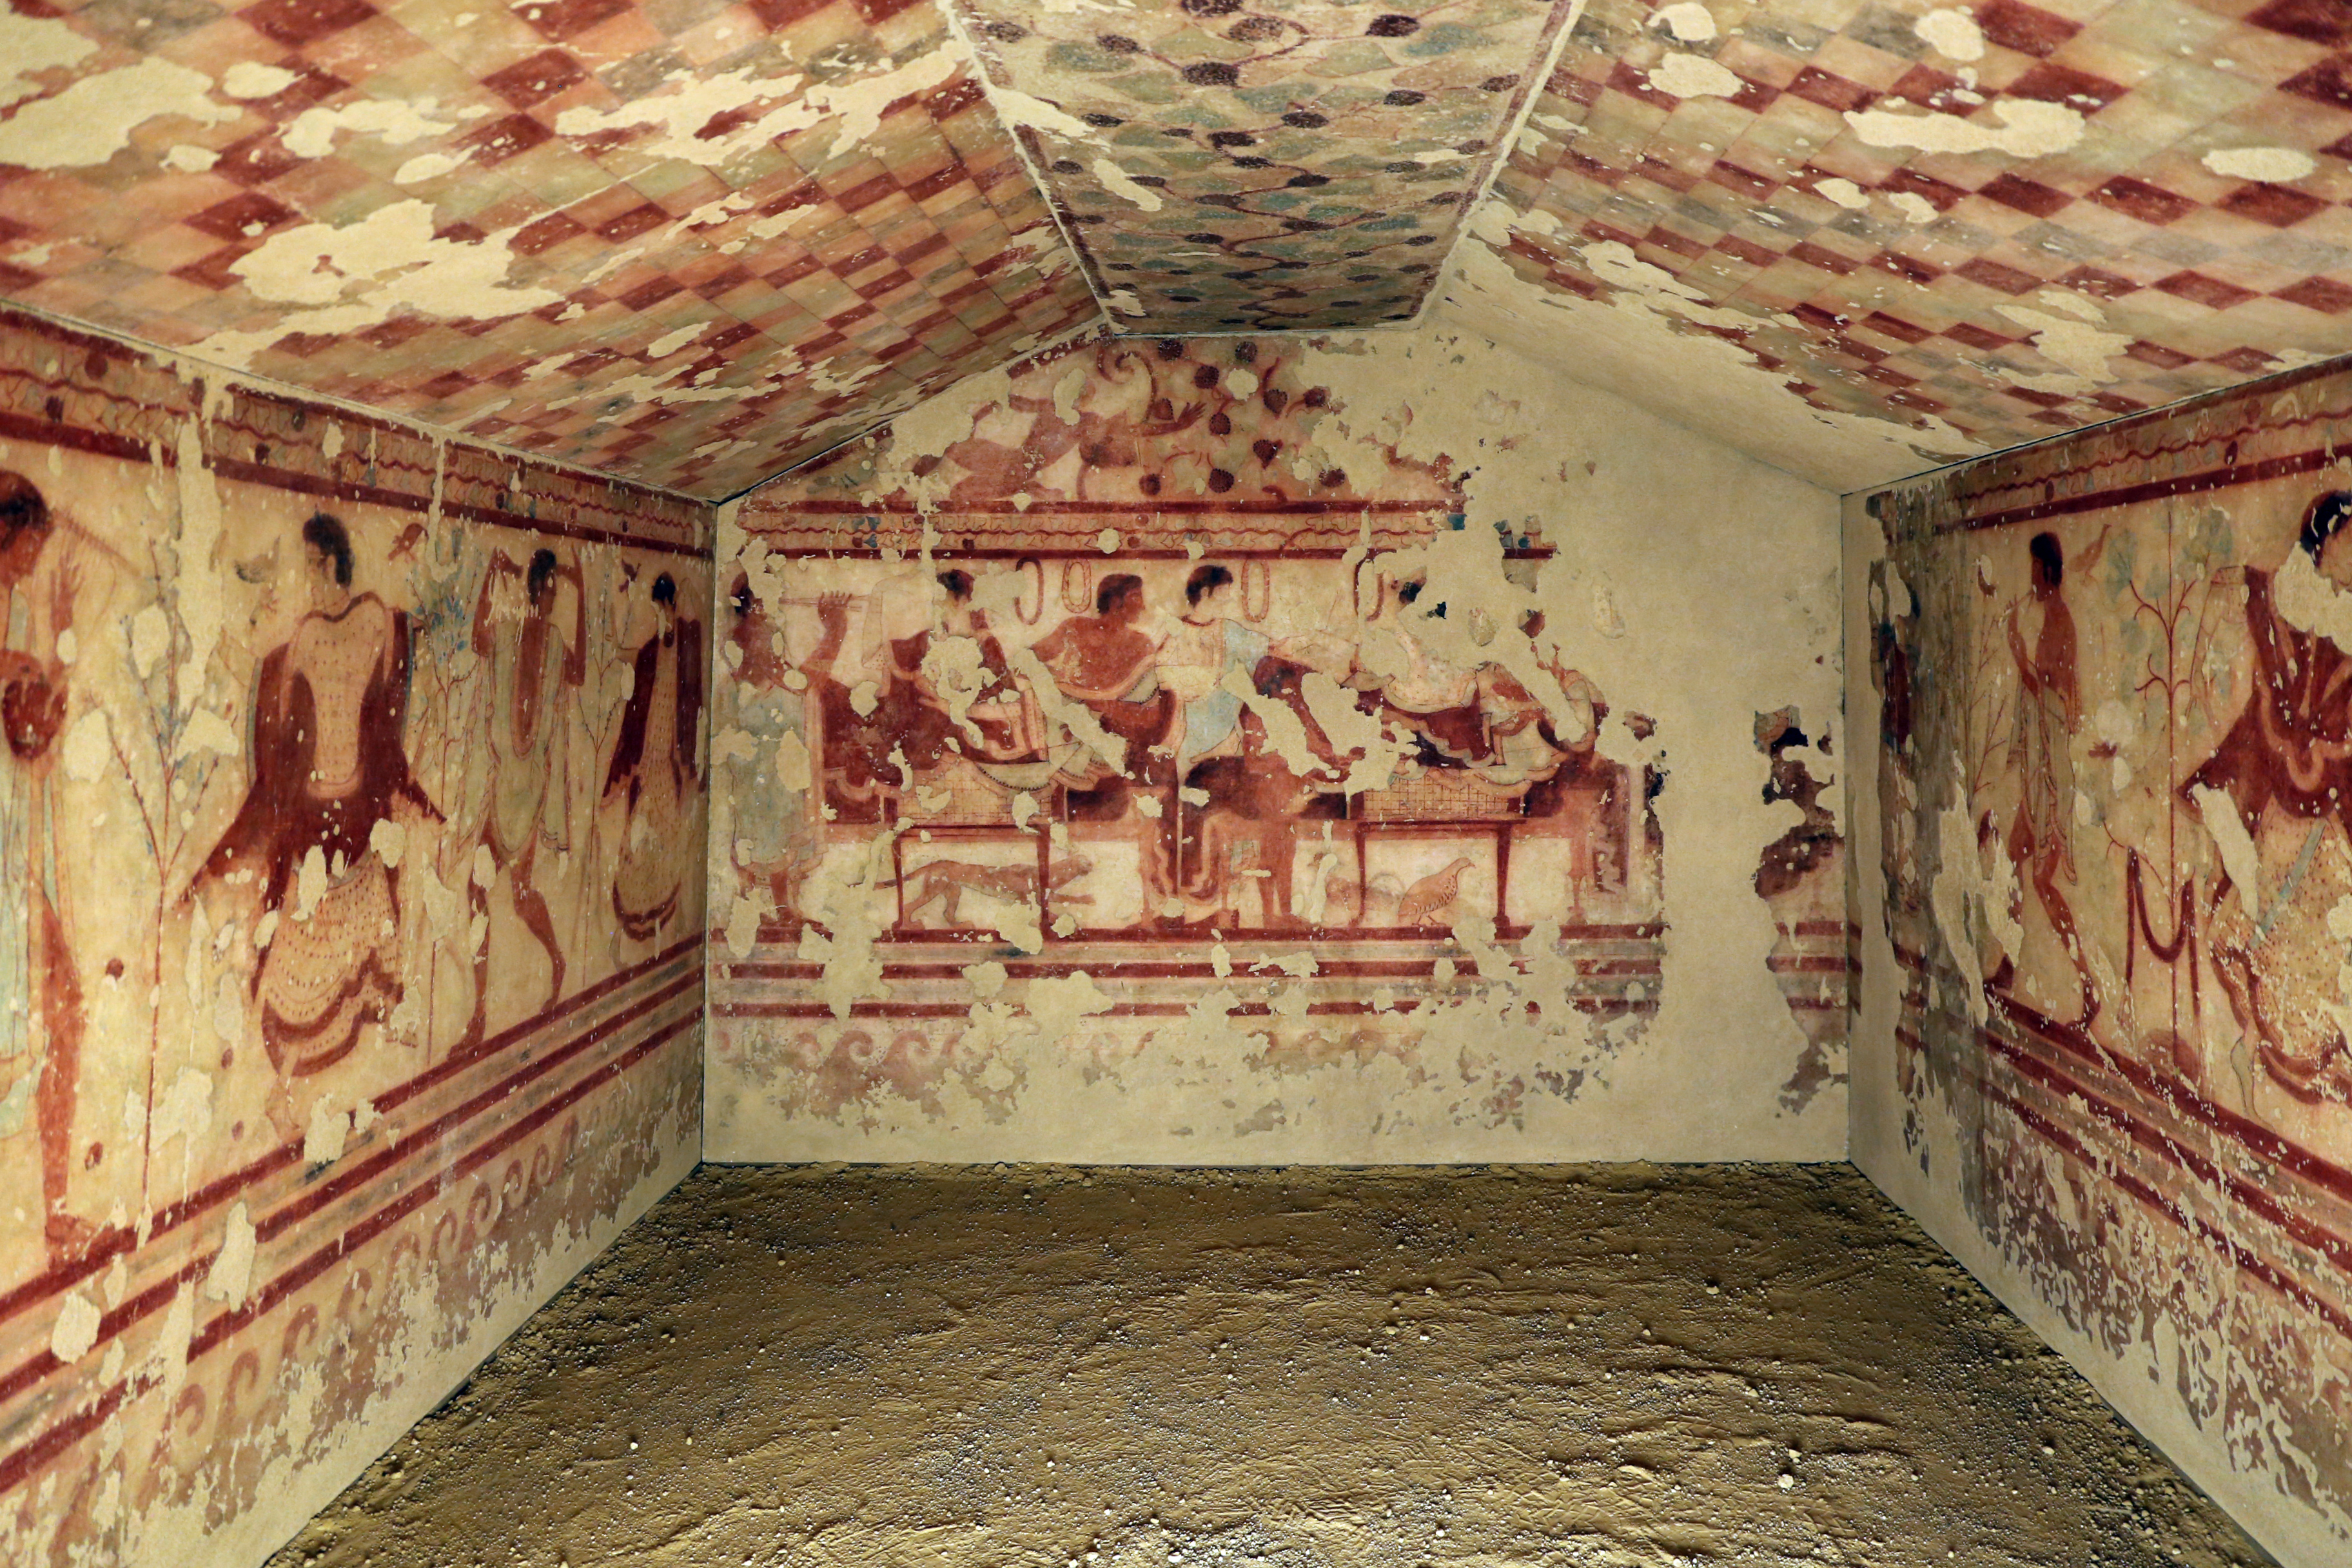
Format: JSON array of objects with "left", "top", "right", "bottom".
[
  {"left": 1447, "top": 0, "right": 2352, "bottom": 482},
  {"left": 0, "top": 0, "right": 1094, "bottom": 498},
  {"left": 953, "top": 0, "right": 1580, "bottom": 331},
  {"left": 0, "top": 0, "right": 2350, "bottom": 496}
]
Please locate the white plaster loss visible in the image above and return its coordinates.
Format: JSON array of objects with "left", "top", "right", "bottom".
[
  {"left": 206, "top": 1202, "right": 258, "bottom": 1307},
  {"left": 191, "top": 201, "right": 560, "bottom": 365},
  {"left": 1845, "top": 99, "right": 2085, "bottom": 158},
  {"left": 393, "top": 152, "right": 467, "bottom": 184},
  {"left": 1092, "top": 156, "right": 1164, "bottom": 211},
  {"left": 283, "top": 99, "right": 460, "bottom": 159},
  {"left": 164, "top": 144, "right": 220, "bottom": 173},
  {"left": 1651, "top": 3, "right": 1718, "bottom": 43},
  {"left": 1446, "top": 199, "right": 1980, "bottom": 490},
  {"left": 1814, "top": 178, "right": 1870, "bottom": 211},
  {"left": 2201, "top": 146, "right": 2318, "bottom": 182},
  {"left": 1913, "top": 8, "right": 1987, "bottom": 61},
  {"left": 1996, "top": 303, "right": 2130, "bottom": 395},
  {"left": 553, "top": 48, "right": 959, "bottom": 169},
  {"left": 220, "top": 62, "right": 300, "bottom": 100},
  {"left": 48, "top": 1291, "right": 101, "bottom": 1365},
  {"left": 1649, "top": 52, "right": 1744, "bottom": 100},
  {"left": 0, "top": 12, "right": 95, "bottom": 110},
  {"left": 0, "top": 58, "right": 237, "bottom": 169},
  {"left": 1886, "top": 191, "right": 1939, "bottom": 224}
]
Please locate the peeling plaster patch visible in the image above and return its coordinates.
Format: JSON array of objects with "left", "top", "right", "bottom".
[
  {"left": 1649, "top": 53, "right": 1743, "bottom": 100},
  {"left": 49, "top": 1291, "right": 100, "bottom": 1364},
  {"left": 304, "top": 1099, "right": 353, "bottom": 1165},
  {"left": 1815, "top": 178, "right": 1870, "bottom": 211},
  {"left": 0, "top": 12, "right": 95, "bottom": 109},
  {"left": 1093, "top": 157, "right": 1164, "bottom": 211},
  {"left": 1914, "top": 8, "right": 1986, "bottom": 61},
  {"left": 2271, "top": 545, "right": 2352, "bottom": 652},
  {"left": 394, "top": 151, "right": 467, "bottom": 184},
  {"left": 282, "top": 99, "right": 460, "bottom": 159},
  {"left": 163, "top": 143, "right": 219, "bottom": 173},
  {"left": 1449, "top": 201, "right": 1978, "bottom": 488},
  {"left": 649, "top": 322, "right": 711, "bottom": 358},
  {"left": 2201, "top": 146, "right": 2317, "bottom": 182},
  {"left": 221, "top": 63, "right": 300, "bottom": 100},
  {"left": 983, "top": 85, "right": 1108, "bottom": 145},
  {"left": 1995, "top": 304, "right": 2129, "bottom": 394},
  {"left": 1886, "top": 191, "right": 1938, "bottom": 224},
  {"left": 206, "top": 1202, "right": 258, "bottom": 1306},
  {"left": 0, "top": 58, "right": 237, "bottom": 169},
  {"left": 1107, "top": 287, "right": 1145, "bottom": 317},
  {"left": 1845, "top": 100, "right": 2084, "bottom": 157},
  {"left": 193, "top": 201, "right": 560, "bottom": 364},
  {"left": 553, "top": 48, "right": 959, "bottom": 170},
  {"left": 1651, "top": 3, "right": 1718, "bottom": 43}
]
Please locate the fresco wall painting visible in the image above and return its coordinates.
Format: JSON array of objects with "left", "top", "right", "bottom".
[
  {"left": 709, "top": 330, "right": 1849, "bottom": 1161},
  {"left": 0, "top": 308, "right": 709, "bottom": 1567},
  {"left": 1857, "top": 361, "right": 2352, "bottom": 1562}
]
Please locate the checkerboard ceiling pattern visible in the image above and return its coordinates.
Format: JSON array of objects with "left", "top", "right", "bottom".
[
  {"left": 0, "top": 0, "right": 1097, "bottom": 498},
  {"left": 952, "top": 0, "right": 1579, "bottom": 333},
  {"left": 1478, "top": 0, "right": 2352, "bottom": 451}
]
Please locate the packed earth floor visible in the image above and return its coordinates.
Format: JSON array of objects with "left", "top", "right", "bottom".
[{"left": 268, "top": 1165, "right": 2274, "bottom": 1568}]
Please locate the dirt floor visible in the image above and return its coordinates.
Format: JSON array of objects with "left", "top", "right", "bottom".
[{"left": 265, "top": 1164, "right": 2274, "bottom": 1568}]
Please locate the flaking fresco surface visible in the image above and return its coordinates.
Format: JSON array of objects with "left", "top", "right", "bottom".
[
  {"left": 1464, "top": 0, "right": 2352, "bottom": 472},
  {"left": 1855, "top": 359, "right": 2352, "bottom": 1565},
  {"left": 0, "top": 307, "right": 709, "bottom": 1567},
  {"left": 0, "top": 0, "right": 1095, "bottom": 497},
  {"left": 708, "top": 326, "right": 1848, "bottom": 1162},
  {"left": 952, "top": 0, "right": 1580, "bottom": 332}
]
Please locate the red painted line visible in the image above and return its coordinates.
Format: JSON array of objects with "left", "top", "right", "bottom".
[
  {"left": 1984, "top": 1081, "right": 2352, "bottom": 1342},
  {"left": 715, "top": 997, "right": 1658, "bottom": 1021},
  {"left": 749, "top": 921, "right": 1667, "bottom": 945},
  {"left": 1944, "top": 444, "right": 2346, "bottom": 535},
  {"left": 716, "top": 954, "right": 1662, "bottom": 983},
  {"left": 765, "top": 500, "right": 1464, "bottom": 517},
  {"left": 255, "top": 970, "right": 701, "bottom": 1245},
  {"left": 0, "top": 1379, "right": 126, "bottom": 1497},
  {"left": 0, "top": 943, "right": 700, "bottom": 1337},
  {"left": 187, "top": 1010, "right": 699, "bottom": 1367},
  {"left": 0, "top": 982, "right": 698, "bottom": 1422},
  {"left": 1888, "top": 947, "right": 2352, "bottom": 1208},
  {"left": 1977, "top": 1030, "right": 2352, "bottom": 1278},
  {"left": 0, "top": 1008, "right": 700, "bottom": 1504},
  {"left": 374, "top": 936, "right": 700, "bottom": 1115}
]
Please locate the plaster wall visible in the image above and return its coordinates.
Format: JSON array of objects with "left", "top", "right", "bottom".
[
  {"left": 0, "top": 309, "right": 711, "bottom": 1568},
  {"left": 706, "top": 324, "right": 1848, "bottom": 1163},
  {"left": 1848, "top": 364, "right": 2352, "bottom": 1568}
]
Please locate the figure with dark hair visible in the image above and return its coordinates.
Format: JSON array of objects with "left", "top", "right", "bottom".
[
  {"left": 198, "top": 511, "right": 438, "bottom": 1097},
  {"left": 2182, "top": 491, "right": 2352, "bottom": 1095},
  {"left": 0, "top": 469, "right": 110, "bottom": 1261},
  {"left": 2002, "top": 528, "right": 2095, "bottom": 1023},
  {"left": 1033, "top": 573, "right": 1171, "bottom": 774},
  {"left": 1158, "top": 563, "right": 1270, "bottom": 772},
  {"left": 1034, "top": 572, "right": 1175, "bottom": 902},
  {"left": 603, "top": 571, "right": 703, "bottom": 943},
  {"left": 461, "top": 544, "right": 586, "bottom": 1035}
]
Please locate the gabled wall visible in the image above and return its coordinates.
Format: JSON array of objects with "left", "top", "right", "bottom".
[
  {"left": 0, "top": 309, "right": 710, "bottom": 1567},
  {"left": 1850, "top": 363, "right": 2352, "bottom": 1567},
  {"left": 705, "top": 325, "right": 1849, "bottom": 1162}
]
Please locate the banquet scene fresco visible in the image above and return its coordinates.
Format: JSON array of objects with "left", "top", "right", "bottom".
[
  {"left": 1869, "top": 363, "right": 2352, "bottom": 1532},
  {"left": 709, "top": 332, "right": 1848, "bottom": 1152},
  {"left": 0, "top": 311, "right": 707, "bottom": 1565}
]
